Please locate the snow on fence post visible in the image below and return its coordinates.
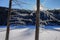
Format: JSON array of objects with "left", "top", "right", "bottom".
[
  {"left": 35, "top": 0, "right": 40, "bottom": 40},
  {"left": 5, "top": 0, "right": 12, "bottom": 40}
]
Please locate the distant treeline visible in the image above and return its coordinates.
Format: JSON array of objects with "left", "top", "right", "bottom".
[{"left": 0, "top": 7, "right": 60, "bottom": 26}]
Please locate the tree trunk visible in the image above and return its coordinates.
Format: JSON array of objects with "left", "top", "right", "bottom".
[
  {"left": 5, "top": 0, "right": 12, "bottom": 40},
  {"left": 35, "top": 0, "right": 40, "bottom": 40}
]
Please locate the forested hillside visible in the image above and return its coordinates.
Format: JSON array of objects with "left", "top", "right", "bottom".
[{"left": 0, "top": 7, "right": 60, "bottom": 25}]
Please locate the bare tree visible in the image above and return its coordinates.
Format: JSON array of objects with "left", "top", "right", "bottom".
[
  {"left": 35, "top": 0, "right": 40, "bottom": 40},
  {"left": 5, "top": 0, "right": 12, "bottom": 40}
]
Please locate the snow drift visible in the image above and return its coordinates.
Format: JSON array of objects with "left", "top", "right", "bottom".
[{"left": 0, "top": 26, "right": 60, "bottom": 40}]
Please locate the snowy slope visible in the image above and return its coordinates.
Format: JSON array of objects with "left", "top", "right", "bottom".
[{"left": 0, "top": 27, "right": 60, "bottom": 40}]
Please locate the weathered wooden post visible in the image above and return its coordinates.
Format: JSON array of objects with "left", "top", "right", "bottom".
[
  {"left": 35, "top": 0, "right": 40, "bottom": 40},
  {"left": 5, "top": 0, "right": 12, "bottom": 40}
]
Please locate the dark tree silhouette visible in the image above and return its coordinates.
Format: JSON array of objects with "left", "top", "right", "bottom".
[
  {"left": 5, "top": 0, "right": 12, "bottom": 40},
  {"left": 35, "top": 0, "right": 40, "bottom": 40}
]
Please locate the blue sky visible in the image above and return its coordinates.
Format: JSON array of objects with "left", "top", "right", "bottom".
[{"left": 0, "top": 0, "right": 60, "bottom": 10}]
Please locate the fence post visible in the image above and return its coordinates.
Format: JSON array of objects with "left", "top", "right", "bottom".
[
  {"left": 5, "top": 0, "right": 12, "bottom": 40},
  {"left": 35, "top": 0, "right": 40, "bottom": 40}
]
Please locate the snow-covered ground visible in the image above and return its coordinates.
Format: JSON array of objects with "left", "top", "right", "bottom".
[{"left": 0, "top": 26, "right": 60, "bottom": 40}]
